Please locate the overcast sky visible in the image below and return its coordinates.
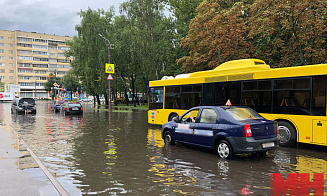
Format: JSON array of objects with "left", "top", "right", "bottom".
[{"left": 0, "top": 0, "right": 126, "bottom": 37}]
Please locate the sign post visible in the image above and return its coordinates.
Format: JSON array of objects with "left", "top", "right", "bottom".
[{"left": 105, "top": 63, "right": 115, "bottom": 111}]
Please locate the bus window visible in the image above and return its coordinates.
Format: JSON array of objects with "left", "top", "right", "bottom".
[
  {"left": 165, "top": 86, "right": 181, "bottom": 109},
  {"left": 181, "top": 85, "right": 202, "bottom": 109},
  {"left": 312, "top": 76, "right": 326, "bottom": 116},
  {"left": 242, "top": 91, "right": 271, "bottom": 113},
  {"left": 273, "top": 77, "right": 311, "bottom": 115},
  {"left": 149, "top": 87, "right": 163, "bottom": 110},
  {"left": 215, "top": 82, "right": 241, "bottom": 106}
]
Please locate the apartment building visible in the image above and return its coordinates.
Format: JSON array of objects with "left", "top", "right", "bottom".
[{"left": 0, "top": 30, "right": 73, "bottom": 98}]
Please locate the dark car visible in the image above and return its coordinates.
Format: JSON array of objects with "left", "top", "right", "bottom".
[
  {"left": 11, "top": 97, "right": 36, "bottom": 114},
  {"left": 61, "top": 102, "right": 83, "bottom": 115},
  {"left": 161, "top": 106, "right": 279, "bottom": 159},
  {"left": 51, "top": 100, "right": 65, "bottom": 112}
]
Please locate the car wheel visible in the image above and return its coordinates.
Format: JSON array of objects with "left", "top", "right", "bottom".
[
  {"left": 168, "top": 113, "right": 179, "bottom": 122},
  {"left": 164, "top": 131, "right": 175, "bottom": 145},
  {"left": 278, "top": 121, "right": 296, "bottom": 147},
  {"left": 217, "top": 140, "right": 234, "bottom": 159}
]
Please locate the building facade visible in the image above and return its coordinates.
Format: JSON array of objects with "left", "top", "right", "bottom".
[{"left": 0, "top": 30, "right": 73, "bottom": 98}]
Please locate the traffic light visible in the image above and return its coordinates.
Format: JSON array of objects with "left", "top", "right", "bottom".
[{"left": 48, "top": 74, "right": 51, "bottom": 78}]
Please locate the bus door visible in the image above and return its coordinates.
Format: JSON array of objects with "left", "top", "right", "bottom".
[{"left": 312, "top": 120, "right": 327, "bottom": 144}]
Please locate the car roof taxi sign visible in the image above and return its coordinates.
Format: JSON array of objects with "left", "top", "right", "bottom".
[{"left": 225, "top": 99, "right": 232, "bottom": 106}]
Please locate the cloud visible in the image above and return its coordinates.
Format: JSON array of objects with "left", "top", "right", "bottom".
[
  {"left": 0, "top": 0, "right": 79, "bottom": 36},
  {"left": 0, "top": 0, "right": 125, "bottom": 37}
]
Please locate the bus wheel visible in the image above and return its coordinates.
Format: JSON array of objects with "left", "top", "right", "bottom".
[
  {"left": 278, "top": 121, "right": 296, "bottom": 147},
  {"left": 164, "top": 131, "right": 175, "bottom": 145},
  {"left": 168, "top": 113, "right": 179, "bottom": 122}
]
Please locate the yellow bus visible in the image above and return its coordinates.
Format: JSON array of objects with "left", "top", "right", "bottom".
[{"left": 148, "top": 59, "right": 327, "bottom": 147}]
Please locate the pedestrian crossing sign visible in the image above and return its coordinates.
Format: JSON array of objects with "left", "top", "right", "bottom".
[{"left": 105, "top": 63, "right": 115, "bottom": 73}]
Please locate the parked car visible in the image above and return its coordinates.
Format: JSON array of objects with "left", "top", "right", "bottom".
[
  {"left": 61, "top": 102, "right": 83, "bottom": 115},
  {"left": 11, "top": 97, "right": 36, "bottom": 114},
  {"left": 161, "top": 106, "right": 279, "bottom": 159},
  {"left": 51, "top": 100, "right": 65, "bottom": 112},
  {"left": 81, "top": 97, "right": 93, "bottom": 102}
]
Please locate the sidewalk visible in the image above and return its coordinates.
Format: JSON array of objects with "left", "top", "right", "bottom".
[{"left": 0, "top": 125, "right": 60, "bottom": 196}]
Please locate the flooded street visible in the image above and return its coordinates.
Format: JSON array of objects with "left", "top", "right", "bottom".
[{"left": 0, "top": 101, "right": 327, "bottom": 195}]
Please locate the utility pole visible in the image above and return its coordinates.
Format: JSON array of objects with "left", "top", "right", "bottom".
[{"left": 99, "top": 34, "right": 114, "bottom": 111}]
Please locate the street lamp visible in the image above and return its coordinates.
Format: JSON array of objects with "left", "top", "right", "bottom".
[{"left": 99, "top": 33, "right": 114, "bottom": 111}]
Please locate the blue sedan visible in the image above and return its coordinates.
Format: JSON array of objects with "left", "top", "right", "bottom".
[{"left": 161, "top": 106, "right": 279, "bottom": 159}]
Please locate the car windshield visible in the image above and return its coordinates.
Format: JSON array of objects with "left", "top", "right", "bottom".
[{"left": 224, "top": 107, "right": 264, "bottom": 121}]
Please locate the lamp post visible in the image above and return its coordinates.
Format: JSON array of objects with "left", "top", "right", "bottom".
[{"left": 99, "top": 33, "right": 114, "bottom": 111}]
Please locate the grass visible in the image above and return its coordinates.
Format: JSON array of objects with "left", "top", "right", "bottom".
[{"left": 91, "top": 103, "right": 148, "bottom": 111}]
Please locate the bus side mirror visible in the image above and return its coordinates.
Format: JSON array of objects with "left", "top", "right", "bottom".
[{"left": 173, "top": 116, "right": 179, "bottom": 123}]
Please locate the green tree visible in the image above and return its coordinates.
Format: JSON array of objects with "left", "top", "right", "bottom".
[
  {"left": 248, "top": 0, "right": 327, "bottom": 67},
  {"left": 118, "top": 0, "right": 175, "bottom": 106},
  {"left": 178, "top": 0, "right": 253, "bottom": 72},
  {"left": 66, "top": 8, "right": 115, "bottom": 105},
  {"left": 44, "top": 74, "right": 62, "bottom": 100},
  {"left": 63, "top": 70, "right": 81, "bottom": 99}
]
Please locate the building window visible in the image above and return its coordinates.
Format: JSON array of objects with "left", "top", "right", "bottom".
[
  {"left": 9, "top": 50, "right": 13, "bottom": 54},
  {"left": 58, "top": 53, "right": 65, "bottom": 57},
  {"left": 18, "top": 50, "right": 31, "bottom": 55},
  {"left": 9, "top": 70, "right": 14, "bottom": 73},
  {"left": 9, "top": 57, "right": 13, "bottom": 60},
  {"left": 0, "top": 36, "right": 3, "bottom": 40},
  {"left": 32, "top": 44, "right": 48, "bottom": 49},
  {"left": 8, "top": 37, "right": 13, "bottom": 41},
  {"left": 58, "top": 46, "right": 69, "bottom": 51},
  {"left": 49, "top": 59, "right": 56, "bottom": 62},
  {"left": 33, "top": 57, "right": 48, "bottom": 61},
  {"left": 9, "top": 76, "right": 14, "bottom": 80},
  {"left": 8, "top": 44, "right": 13, "bottom": 47},
  {"left": 0, "top": 76, "right": 5, "bottom": 80},
  {"left": 0, "top": 49, "right": 4, "bottom": 53},
  {"left": 0, "top": 56, "right": 4, "bottom": 59},
  {"left": 18, "top": 56, "right": 33, "bottom": 60},
  {"left": 33, "top": 38, "right": 47, "bottom": 43},
  {"left": 17, "top": 43, "right": 32, "bottom": 47},
  {"left": 9, "top": 63, "right": 13, "bottom": 67},
  {"left": 50, "top": 53, "right": 55, "bottom": 56},
  {"left": 0, "top": 69, "right": 4, "bottom": 73},
  {"left": 33, "top": 51, "right": 48, "bottom": 55},
  {"left": 0, "top": 43, "right": 3, "bottom": 46},
  {"left": 0, "top": 63, "right": 4, "bottom": 66}
]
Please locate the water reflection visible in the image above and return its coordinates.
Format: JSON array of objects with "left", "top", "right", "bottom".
[{"left": 0, "top": 102, "right": 326, "bottom": 195}]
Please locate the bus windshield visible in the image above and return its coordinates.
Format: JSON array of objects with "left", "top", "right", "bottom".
[{"left": 149, "top": 87, "right": 163, "bottom": 110}]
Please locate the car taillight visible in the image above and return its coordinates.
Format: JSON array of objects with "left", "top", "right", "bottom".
[
  {"left": 81, "top": 107, "right": 83, "bottom": 110},
  {"left": 66, "top": 108, "right": 69, "bottom": 111},
  {"left": 243, "top": 124, "right": 252, "bottom": 137}
]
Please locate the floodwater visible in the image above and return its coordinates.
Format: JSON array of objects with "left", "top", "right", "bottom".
[{"left": 0, "top": 101, "right": 327, "bottom": 195}]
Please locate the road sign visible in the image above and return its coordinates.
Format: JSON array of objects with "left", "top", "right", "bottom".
[
  {"left": 105, "top": 63, "right": 115, "bottom": 73},
  {"left": 107, "top": 74, "right": 114, "bottom": 80},
  {"left": 53, "top": 82, "right": 58, "bottom": 87}
]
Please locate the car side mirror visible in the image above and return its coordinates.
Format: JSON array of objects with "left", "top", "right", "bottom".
[{"left": 173, "top": 116, "right": 179, "bottom": 123}]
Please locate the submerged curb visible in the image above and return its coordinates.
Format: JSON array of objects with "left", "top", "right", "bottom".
[{"left": 19, "top": 138, "right": 69, "bottom": 196}]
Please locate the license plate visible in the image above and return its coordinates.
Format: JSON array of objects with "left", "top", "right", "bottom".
[
  {"left": 262, "top": 142, "right": 275, "bottom": 148},
  {"left": 72, "top": 108, "right": 79, "bottom": 111},
  {"left": 28, "top": 110, "right": 31, "bottom": 112}
]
